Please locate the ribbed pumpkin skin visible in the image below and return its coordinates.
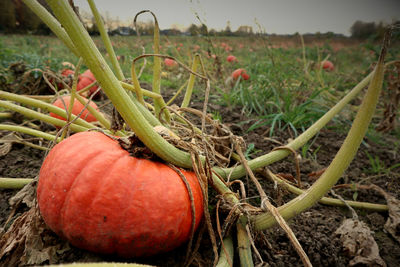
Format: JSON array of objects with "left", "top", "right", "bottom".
[{"left": 37, "top": 132, "right": 204, "bottom": 257}]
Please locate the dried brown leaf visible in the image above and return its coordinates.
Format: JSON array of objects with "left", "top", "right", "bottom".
[
  {"left": 0, "top": 206, "right": 70, "bottom": 266},
  {"left": 9, "top": 178, "right": 38, "bottom": 208},
  {"left": 335, "top": 218, "right": 386, "bottom": 267},
  {"left": 383, "top": 194, "right": 400, "bottom": 244},
  {"left": 0, "top": 134, "right": 17, "bottom": 156},
  {"left": 369, "top": 185, "right": 400, "bottom": 243}
]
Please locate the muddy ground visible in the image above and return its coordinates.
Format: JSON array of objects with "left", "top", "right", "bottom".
[{"left": 0, "top": 89, "right": 399, "bottom": 266}]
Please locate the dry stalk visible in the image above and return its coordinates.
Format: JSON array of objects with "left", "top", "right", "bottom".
[
  {"left": 330, "top": 189, "right": 358, "bottom": 220},
  {"left": 234, "top": 140, "right": 312, "bottom": 267},
  {"left": 190, "top": 152, "right": 219, "bottom": 266},
  {"left": 216, "top": 200, "right": 233, "bottom": 267},
  {"left": 272, "top": 145, "right": 302, "bottom": 188}
]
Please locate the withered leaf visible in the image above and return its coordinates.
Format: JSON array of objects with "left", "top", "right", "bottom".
[
  {"left": 0, "top": 133, "right": 18, "bottom": 157},
  {"left": 335, "top": 218, "right": 386, "bottom": 266},
  {"left": 0, "top": 206, "right": 70, "bottom": 266},
  {"left": 370, "top": 185, "right": 400, "bottom": 244},
  {"left": 384, "top": 194, "right": 400, "bottom": 244},
  {"left": 9, "top": 177, "right": 38, "bottom": 208}
]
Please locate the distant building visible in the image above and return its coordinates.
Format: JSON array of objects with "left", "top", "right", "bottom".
[{"left": 109, "top": 26, "right": 136, "bottom": 36}]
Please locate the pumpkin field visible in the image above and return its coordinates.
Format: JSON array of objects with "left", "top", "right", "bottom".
[{"left": 0, "top": 2, "right": 400, "bottom": 266}]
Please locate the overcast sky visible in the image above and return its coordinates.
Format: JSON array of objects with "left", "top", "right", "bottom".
[{"left": 73, "top": 0, "right": 399, "bottom": 36}]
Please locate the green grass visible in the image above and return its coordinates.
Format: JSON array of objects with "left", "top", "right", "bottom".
[{"left": 1, "top": 34, "right": 399, "bottom": 141}]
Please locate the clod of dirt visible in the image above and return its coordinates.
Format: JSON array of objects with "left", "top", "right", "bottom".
[{"left": 335, "top": 218, "right": 386, "bottom": 266}]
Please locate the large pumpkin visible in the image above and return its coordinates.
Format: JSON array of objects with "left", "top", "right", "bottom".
[{"left": 37, "top": 131, "right": 204, "bottom": 257}]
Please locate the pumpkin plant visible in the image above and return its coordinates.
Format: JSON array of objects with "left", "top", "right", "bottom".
[{"left": 0, "top": 0, "right": 395, "bottom": 266}]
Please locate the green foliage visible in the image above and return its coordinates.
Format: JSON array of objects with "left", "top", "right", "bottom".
[
  {"left": 0, "top": 36, "right": 71, "bottom": 71},
  {"left": 1, "top": 34, "right": 399, "bottom": 141},
  {"left": 221, "top": 46, "right": 331, "bottom": 136},
  {"left": 244, "top": 143, "right": 262, "bottom": 160},
  {"left": 365, "top": 151, "right": 400, "bottom": 175},
  {"left": 211, "top": 111, "right": 222, "bottom": 122}
]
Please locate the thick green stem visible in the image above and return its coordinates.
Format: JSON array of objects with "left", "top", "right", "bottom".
[
  {"left": 0, "top": 100, "right": 88, "bottom": 132},
  {"left": 151, "top": 12, "right": 162, "bottom": 118},
  {"left": 0, "top": 112, "right": 12, "bottom": 119},
  {"left": 0, "top": 90, "right": 96, "bottom": 129},
  {"left": 130, "top": 62, "right": 145, "bottom": 105},
  {"left": 22, "top": 0, "right": 79, "bottom": 56},
  {"left": 121, "top": 81, "right": 163, "bottom": 100},
  {"left": 181, "top": 54, "right": 200, "bottom": 108},
  {"left": 216, "top": 235, "right": 234, "bottom": 267},
  {"left": 266, "top": 169, "right": 388, "bottom": 212},
  {"left": 46, "top": 0, "right": 193, "bottom": 167},
  {"left": 0, "top": 178, "right": 33, "bottom": 189},
  {"left": 166, "top": 80, "right": 188, "bottom": 105},
  {"left": 0, "top": 124, "right": 59, "bottom": 142},
  {"left": 213, "top": 70, "right": 374, "bottom": 179},
  {"left": 252, "top": 43, "right": 386, "bottom": 231},
  {"left": 237, "top": 216, "right": 254, "bottom": 267},
  {"left": 87, "top": 0, "right": 124, "bottom": 80},
  {"left": 74, "top": 93, "right": 111, "bottom": 129}
]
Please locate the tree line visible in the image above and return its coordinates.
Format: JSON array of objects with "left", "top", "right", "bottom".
[{"left": 0, "top": 0, "right": 397, "bottom": 40}]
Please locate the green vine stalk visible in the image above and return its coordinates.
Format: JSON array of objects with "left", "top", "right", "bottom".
[{"left": 251, "top": 35, "right": 387, "bottom": 230}]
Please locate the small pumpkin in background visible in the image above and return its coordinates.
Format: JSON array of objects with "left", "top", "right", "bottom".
[
  {"left": 226, "top": 55, "right": 237, "bottom": 63},
  {"left": 232, "top": 68, "right": 250, "bottom": 80},
  {"left": 164, "top": 58, "right": 178, "bottom": 68},
  {"left": 49, "top": 68, "right": 74, "bottom": 89},
  {"left": 37, "top": 132, "right": 204, "bottom": 257},
  {"left": 77, "top": 69, "right": 100, "bottom": 96},
  {"left": 50, "top": 95, "right": 99, "bottom": 123},
  {"left": 61, "top": 68, "right": 74, "bottom": 78},
  {"left": 321, "top": 60, "right": 334, "bottom": 71}
]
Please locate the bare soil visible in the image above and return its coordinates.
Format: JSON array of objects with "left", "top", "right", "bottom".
[{"left": 0, "top": 91, "right": 399, "bottom": 266}]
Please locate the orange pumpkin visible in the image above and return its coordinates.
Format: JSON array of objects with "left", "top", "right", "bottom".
[
  {"left": 226, "top": 55, "right": 237, "bottom": 63},
  {"left": 232, "top": 68, "right": 250, "bottom": 80},
  {"left": 37, "top": 132, "right": 204, "bottom": 257},
  {"left": 321, "top": 60, "right": 334, "bottom": 71},
  {"left": 50, "top": 95, "right": 99, "bottom": 123},
  {"left": 77, "top": 69, "right": 99, "bottom": 96},
  {"left": 164, "top": 58, "right": 178, "bottom": 68}
]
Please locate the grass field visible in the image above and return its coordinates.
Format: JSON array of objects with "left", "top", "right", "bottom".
[{"left": 1, "top": 33, "right": 398, "bottom": 139}]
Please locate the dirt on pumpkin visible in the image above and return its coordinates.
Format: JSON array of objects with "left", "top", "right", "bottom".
[{"left": 0, "top": 87, "right": 400, "bottom": 266}]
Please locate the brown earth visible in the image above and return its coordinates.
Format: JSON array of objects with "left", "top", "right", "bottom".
[{"left": 0, "top": 90, "right": 399, "bottom": 266}]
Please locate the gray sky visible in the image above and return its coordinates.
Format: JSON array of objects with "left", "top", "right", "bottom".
[{"left": 74, "top": 0, "right": 399, "bottom": 36}]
